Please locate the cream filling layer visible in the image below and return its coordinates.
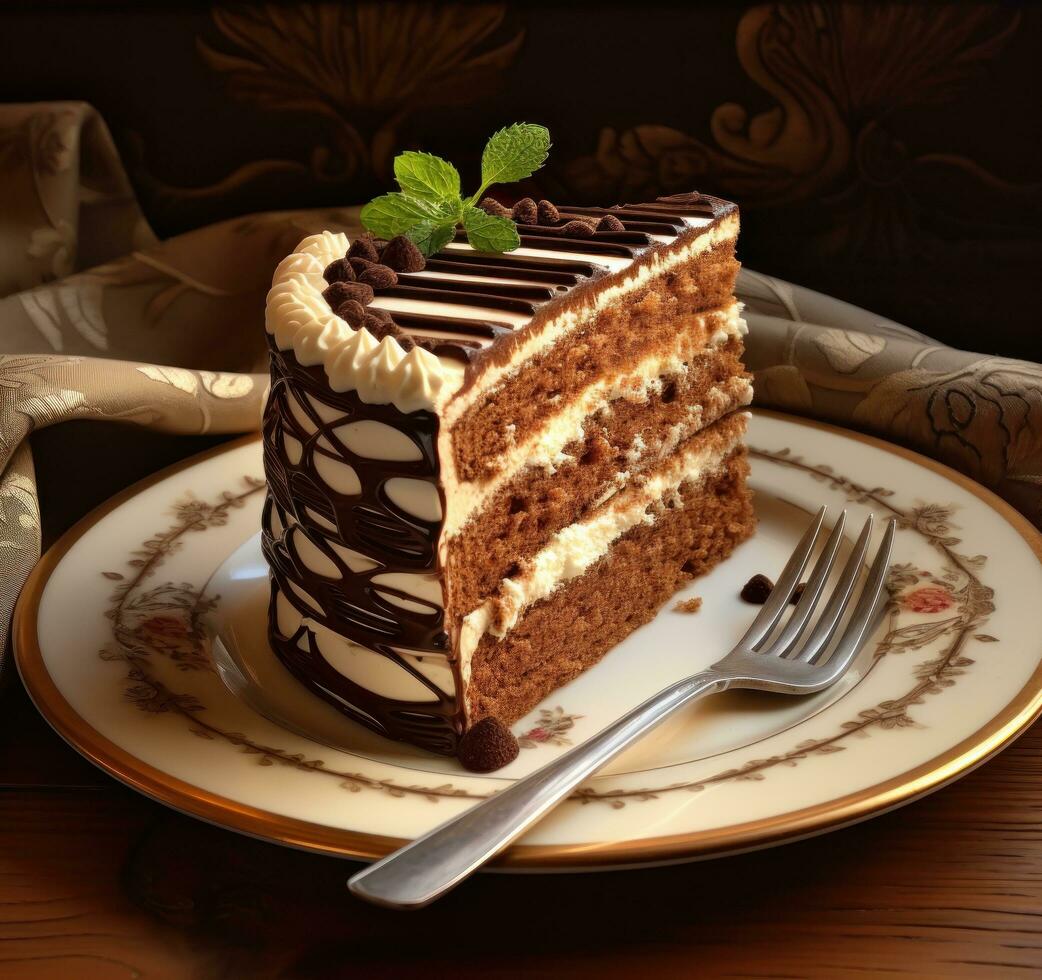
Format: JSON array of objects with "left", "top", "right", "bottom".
[
  {"left": 439, "top": 301, "right": 748, "bottom": 539},
  {"left": 457, "top": 416, "right": 746, "bottom": 667}
]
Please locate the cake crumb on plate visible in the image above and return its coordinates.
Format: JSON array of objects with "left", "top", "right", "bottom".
[{"left": 673, "top": 596, "right": 703, "bottom": 614}]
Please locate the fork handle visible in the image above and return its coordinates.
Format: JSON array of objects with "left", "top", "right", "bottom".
[{"left": 348, "top": 670, "right": 729, "bottom": 908}]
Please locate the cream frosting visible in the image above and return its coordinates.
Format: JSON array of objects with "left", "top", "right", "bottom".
[{"left": 265, "top": 231, "right": 464, "bottom": 414}]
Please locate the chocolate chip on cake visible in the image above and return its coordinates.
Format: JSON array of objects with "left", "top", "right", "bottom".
[
  {"left": 334, "top": 299, "right": 367, "bottom": 327},
  {"left": 537, "top": 199, "right": 560, "bottom": 225},
  {"left": 458, "top": 717, "right": 520, "bottom": 773},
  {"left": 361, "top": 311, "right": 404, "bottom": 342},
  {"left": 358, "top": 264, "right": 398, "bottom": 290},
  {"left": 346, "top": 234, "right": 380, "bottom": 262},
  {"left": 362, "top": 308, "right": 413, "bottom": 348},
  {"left": 740, "top": 573, "right": 774, "bottom": 604},
  {"left": 322, "top": 257, "right": 355, "bottom": 284},
  {"left": 322, "top": 280, "right": 374, "bottom": 309},
  {"left": 597, "top": 214, "right": 625, "bottom": 232},
  {"left": 478, "top": 196, "right": 511, "bottom": 218},
  {"left": 560, "top": 219, "right": 595, "bottom": 238},
  {"left": 511, "top": 197, "right": 538, "bottom": 225},
  {"left": 380, "top": 235, "right": 426, "bottom": 273}
]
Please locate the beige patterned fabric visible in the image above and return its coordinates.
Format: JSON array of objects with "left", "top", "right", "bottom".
[{"left": 2, "top": 102, "right": 1041, "bottom": 661}]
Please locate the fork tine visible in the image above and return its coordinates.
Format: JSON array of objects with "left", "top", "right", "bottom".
[
  {"left": 807, "top": 516, "right": 896, "bottom": 670},
  {"left": 739, "top": 506, "right": 827, "bottom": 651},
  {"left": 762, "top": 511, "right": 847, "bottom": 659},
  {"left": 791, "top": 515, "right": 875, "bottom": 663}
]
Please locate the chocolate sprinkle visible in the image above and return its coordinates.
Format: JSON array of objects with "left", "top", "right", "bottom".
[
  {"left": 740, "top": 573, "right": 774, "bottom": 604},
  {"left": 323, "top": 258, "right": 355, "bottom": 284},
  {"left": 359, "top": 264, "right": 398, "bottom": 290},
  {"left": 511, "top": 197, "right": 538, "bottom": 225},
  {"left": 559, "top": 219, "right": 595, "bottom": 238},
  {"left": 347, "top": 234, "right": 380, "bottom": 262},
  {"left": 478, "top": 196, "right": 511, "bottom": 218},
  {"left": 537, "top": 199, "right": 560, "bottom": 225},
  {"left": 381, "top": 235, "right": 426, "bottom": 274},
  {"left": 457, "top": 717, "right": 520, "bottom": 772},
  {"left": 334, "top": 298, "right": 367, "bottom": 327},
  {"left": 597, "top": 214, "right": 625, "bottom": 232},
  {"left": 323, "top": 280, "right": 374, "bottom": 309}
]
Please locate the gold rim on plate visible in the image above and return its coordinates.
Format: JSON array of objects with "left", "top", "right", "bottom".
[{"left": 13, "top": 410, "right": 1042, "bottom": 868}]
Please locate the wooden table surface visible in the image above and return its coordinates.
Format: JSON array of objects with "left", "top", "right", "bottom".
[{"left": 2, "top": 425, "right": 1040, "bottom": 979}]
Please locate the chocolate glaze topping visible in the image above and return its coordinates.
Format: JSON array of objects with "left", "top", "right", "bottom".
[
  {"left": 320, "top": 194, "right": 735, "bottom": 370},
  {"left": 424, "top": 256, "right": 584, "bottom": 287},
  {"left": 390, "top": 311, "right": 515, "bottom": 341},
  {"left": 459, "top": 229, "right": 642, "bottom": 257},
  {"left": 430, "top": 249, "right": 604, "bottom": 278},
  {"left": 516, "top": 224, "right": 656, "bottom": 247},
  {"left": 391, "top": 276, "right": 559, "bottom": 305},
  {"left": 558, "top": 207, "right": 686, "bottom": 234}
]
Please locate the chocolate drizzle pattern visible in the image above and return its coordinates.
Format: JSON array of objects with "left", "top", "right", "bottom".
[
  {"left": 383, "top": 279, "right": 549, "bottom": 312},
  {"left": 262, "top": 337, "right": 462, "bottom": 755},
  {"left": 423, "top": 256, "right": 585, "bottom": 286},
  {"left": 390, "top": 311, "right": 514, "bottom": 341},
  {"left": 430, "top": 250, "right": 603, "bottom": 278},
  {"left": 320, "top": 194, "right": 735, "bottom": 368}
]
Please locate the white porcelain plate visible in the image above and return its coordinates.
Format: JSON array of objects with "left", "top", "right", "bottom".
[{"left": 14, "top": 411, "right": 1042, "bottom": 869}]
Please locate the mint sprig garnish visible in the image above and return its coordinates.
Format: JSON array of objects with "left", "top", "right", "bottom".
[
  {"left": 410, "top": 219, "right": 457, "bottom": 257},
  {"left": 359, "top": 193, "right": 448, "bottom": 238},
  {"left": 393, "top": 151, "right": 460, "bottom": 202},
  {"left": 462, "top": 206, "right": 520, "bottom": 253},
  {"left": 475, "top": 123, "right": 551, "bottom": 199},
  {"left": 360, "top": 122, "right": 550, "bottom": 256}
]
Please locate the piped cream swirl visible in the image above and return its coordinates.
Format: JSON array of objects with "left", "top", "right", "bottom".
[{"left": 265, "top": 231, "right": 464, "bottom": 414}]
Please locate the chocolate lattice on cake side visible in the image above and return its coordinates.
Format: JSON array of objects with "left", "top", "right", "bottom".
[{"left": 262, "top": 339, "right": 464, "bottom": 756}]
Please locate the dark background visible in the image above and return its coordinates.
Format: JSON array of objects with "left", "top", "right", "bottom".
[{"left": 3, "top": 1, "right": 1041, "bottom": 359}]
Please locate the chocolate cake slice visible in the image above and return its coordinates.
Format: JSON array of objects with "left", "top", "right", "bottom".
[{"left": 261, "top": 192, "right": 755, "bottom": 765}]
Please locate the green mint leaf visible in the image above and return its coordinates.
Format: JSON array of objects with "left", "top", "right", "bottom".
[
  {"left": 360, "top": 193, "right": 443, "bottom": 239},
  {"left": 409, "top": 220, "right": 458, "bottom": 257},
  {"left": 394, "top": 151, "right": 461, "bottom": 203},
  {"left": 480, "top": 123, "right": 550, "bottom": 192},
  {"left": 462, "top": 206, "right": 520, "bottom": 253},
  {"left": 362, "top": 123, "right": 553, "bottom": 256}
]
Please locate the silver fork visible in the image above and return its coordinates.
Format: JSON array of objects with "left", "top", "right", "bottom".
[{"left": 349, "top": 506, "right": 896, "bottom": 909}]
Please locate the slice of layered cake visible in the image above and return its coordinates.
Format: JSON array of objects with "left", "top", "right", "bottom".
[{"left": 261, "top": 127, "right": 754, "bottom": 769}]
